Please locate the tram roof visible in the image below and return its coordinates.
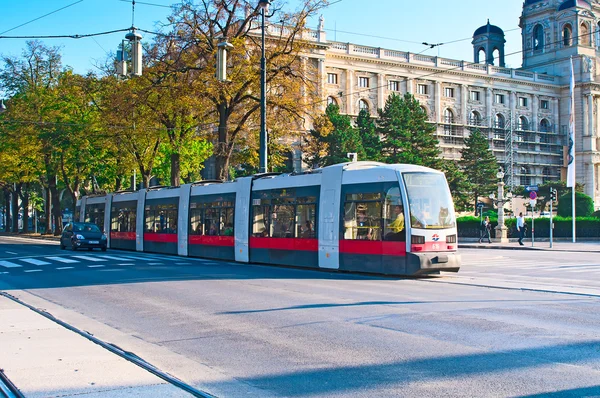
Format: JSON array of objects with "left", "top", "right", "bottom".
[{"left": 328, "top": 161, "right": 442, "bottom": 174}]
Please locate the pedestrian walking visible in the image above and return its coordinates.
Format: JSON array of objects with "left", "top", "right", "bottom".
[
  {"left": 478, "top": 216, "right": 492, "bottom": 244},
  {"left": 516, "top": 212, "right": 526, "bottom": 246}
]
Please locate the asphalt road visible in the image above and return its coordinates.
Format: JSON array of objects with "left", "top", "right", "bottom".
[{"left": 1, "top": 235, "right": 599, "bottom": 397}]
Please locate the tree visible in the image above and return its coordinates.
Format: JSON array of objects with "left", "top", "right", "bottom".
[
  {"left": 377, "top": 93, "right": 441, "bottom": 168},
  {"left": 459, "top": 129, "right": 498, "bottom": 212},
  {"left": 441, "top": 160, "right": 471, "bottom": 212},
  {"left": 304, "top": 104, "right": 365, "bottom": 167},
  {"left": 154, "top": 0, "right": 327, "bottom": 180},
  {"left": 557, "top": 191, "right": 594, "bottom": 217},
  {"left": 355, "top": 109, "right": 381, "bottom": 162}
]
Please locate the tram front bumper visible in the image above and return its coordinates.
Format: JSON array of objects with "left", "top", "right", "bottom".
[{"left": 407, "top": 252, "right": 461, "bottom": 275}]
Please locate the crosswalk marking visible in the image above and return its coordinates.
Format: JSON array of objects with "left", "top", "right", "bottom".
[
  {"left": 71, "top": 255, "right": 107, "bottom": 262},
  {"left": 0, "top": 260, "right": 21, "bottom": 268},
  {"left": 21, "top": 258, "right": 51, "bottom": 266},
  {"left": 46, "top": 256, "right": 79, "bottom": 264},
  {"left": 56, "top": 267, "right": 75, "bottom": 270},
  {"left": 24, "top": 269, "right": 43, "bottom": 273},
  {"left": 99, "top": 255, "right": 132, "bottom": 261},
  {"left": 88, "top": 265, "right": 105, "bottom": 268}
]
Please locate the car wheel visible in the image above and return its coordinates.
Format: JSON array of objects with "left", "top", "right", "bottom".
[
  {"left": 60, "top": 243, "right": 65, "bottom": 250},
  {"left": 71, "top": 242, "right": 77, "bottom": 251},
  {"left": 101, "top": 247, "right": 107, "bottom": 252}
]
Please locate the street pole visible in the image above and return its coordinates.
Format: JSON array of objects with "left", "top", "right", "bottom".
[
  {"left": 550, "top": 197, "right": 553, "bottom": 249},
  {"left": 531, "top": 207, "right": 535, "bottom": 247},
  {"left": 258, "top": 3, "right": 268, "bottom": 174}
]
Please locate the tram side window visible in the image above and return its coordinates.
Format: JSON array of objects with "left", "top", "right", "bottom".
[
  {"left": 296, "top": 204, "right": 316, "bottom": 238},
  {"left": 253, "top": 204, "right": 271, "bottom": 237},
  {"left": 343, "top": 197, "right": 382, "bottom": 241},
  {"left": 189, "top": 200, "right": 235, "bottom": 236},
  {"left": 111, "top": 206, "right": 136, "bottom": 232},
  {"left": 271, "top": 203, "right": 295, "bottom": 238},
  {"left": 383, "top": 187, "right": 405, "bottom": 241},
  {"left": 145, "top": 204, "right": 178, "bottom": 233},
  {"left": 85, "top": 204, "right": 105, "bottom": 232}
]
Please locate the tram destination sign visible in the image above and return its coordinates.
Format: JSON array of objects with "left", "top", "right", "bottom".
[{"left": 525, "top": 185, "right": 539, "bottom": 192}]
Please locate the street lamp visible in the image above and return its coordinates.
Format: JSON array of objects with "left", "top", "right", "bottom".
[
  {"left": 489, "top": 168, "right": 512, "bottom": 243},
  {"left": 258, "top": 0, "right": 270, "bottom": 174}
]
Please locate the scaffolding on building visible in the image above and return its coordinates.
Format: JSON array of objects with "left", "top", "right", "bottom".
[{"left": 504, "top": 111, "right": 515, "bottom": 192}]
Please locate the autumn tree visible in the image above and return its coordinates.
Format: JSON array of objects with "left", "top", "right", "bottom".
[{"left": 156, "top": 0, "right": 327, "bottom": 180}]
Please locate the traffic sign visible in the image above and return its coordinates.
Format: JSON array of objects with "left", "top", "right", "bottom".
[
  {"left": 529, "top": 191, "right": 537, "bottom": 200},
  {"left": 529, "top": 199, "right": 537, "bottom": 208},
  {"left": 525, "top": 185, "right": 539, "bottom": 192}
]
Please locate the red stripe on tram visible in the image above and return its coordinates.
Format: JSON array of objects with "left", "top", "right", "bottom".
[
  {"left": 339, "top": 240, "right": 407, "bottom": 256},
  {"left": 249, "top": 237, "right": 319, "bottom": 252},
  {"left": 110, "top": 231, "right": 136, "bottom": 241},
  {"left": 189, "top": 235, "right": 235, "bottom": 247},
  {"left": 144, "top": 233, "right": 178, "bottom": 243}
]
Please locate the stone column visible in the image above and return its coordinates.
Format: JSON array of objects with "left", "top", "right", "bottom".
[
  {"left": 532, "top": 95, "right": 539, "bottom": 131},
  {"left": 344, "top": 69, "right": 354, "bottom": 115},
  {"left": 589, "top": 94, "right": 595, "bottom": 151},
  {"left": 434, "top": 81, "right": 442, "bottom": 124},
  {"left": 378, "top": 73, "right": 385, "bottom": 110},
  {"left": 318, "top": 59, "right": 326, "bottom": 112},
  {"left": 406, "top": 78, "right": 414, "bottom": 96},
  {"left": 486, "top": 87, "right": 493, "bottom": 126},
  {"left": 461, "top": 84, "right": 468, "bottom": 125}
]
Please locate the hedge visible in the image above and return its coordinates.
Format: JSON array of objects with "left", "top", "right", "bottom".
[{"left": 457, "top": 216, "right": 600, "bottom": 238}]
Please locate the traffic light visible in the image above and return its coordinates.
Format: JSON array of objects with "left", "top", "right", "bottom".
[{"left": 550, "top": 188, "right": 557, "bottom": 202}]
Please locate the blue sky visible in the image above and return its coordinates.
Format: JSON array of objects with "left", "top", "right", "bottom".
[{"left": 0, "top": 0, "right": 526, "bottom": 74}]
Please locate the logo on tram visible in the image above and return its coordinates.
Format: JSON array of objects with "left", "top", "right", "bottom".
[{"left": 432, "top": 234, "right": 440, "bottom": 242}]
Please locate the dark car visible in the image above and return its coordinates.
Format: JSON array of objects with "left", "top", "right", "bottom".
[{"left": 60, "top": 222, "right": 107, "bottom": 251}]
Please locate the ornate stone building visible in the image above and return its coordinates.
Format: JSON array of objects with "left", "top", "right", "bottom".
[{"left": 308, "top": 0, "right": 600, "bottom": 208}]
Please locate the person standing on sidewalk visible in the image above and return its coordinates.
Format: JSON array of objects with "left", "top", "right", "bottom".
[
  {"left": 479, "top": 216, "right": 492, "bottom": 244},
  {"left": 516, "top": 212, "right": 525, "bottom": 246}
]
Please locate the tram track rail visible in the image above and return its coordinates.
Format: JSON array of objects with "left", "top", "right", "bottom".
[{"left": 0, "top": 292, "right": 216, "bottom": 398}]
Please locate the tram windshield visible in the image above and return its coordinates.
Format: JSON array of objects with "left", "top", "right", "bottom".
[{"left": 403, "top": 172, "right": 455, "bottom": 229}]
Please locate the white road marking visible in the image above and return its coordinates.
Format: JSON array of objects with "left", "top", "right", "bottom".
[
  {"left": 5, "top": 251, "right": 18, "bottom": 255},
  {"left": 46, "top": 256, "right": 79, "bottom": 263},
  {"left": 98, "top": 269, "right": 125, "bottom": 272},
  {"left": 71, "top": 255, "right": 107, "bottom": 262},
  {"left": 0, "top": 260, "right": 22, "bottom": 268},
  {"left": 98, "top": 255, "right": 132, "bottom": 261},
  {"left": 148, "top": 262, "right": 163, "bottom": 265},
  {"left": 21, "top": 258, "right": 51, "bottom": 266},
  {"left": 88, "top": 265, "right": 105, "bottom": 268},
  {"left": 117, "top": 263, "right": 134, "bottom": 266},
  {"left": 175, "top": 262, "right": 191, "bottom": 265},
  {"left": 24, "top": 269, "right": 43, "bottom": 273},
  {"left": 56, "top": 267, "right": 75, "bottom": 270}
]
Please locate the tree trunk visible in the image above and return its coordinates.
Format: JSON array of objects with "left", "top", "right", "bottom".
[
  {"left": 49, "top": 175, "right": 63, "bottom": 235},
  {"left": 215, "top": 103, "right": 230, "bottom": 181},
  {"left": 170, "top": 152, "right": 181, "bottom": 187},
  {"left": 43, "top": 185, "right": 51, "bottom": 234},
  {"left": 11, "top": 184, "right": 20, "bottom": 233},
  {"left": 20, "top": 183, "right": 30, "bottom": 234},
  {"left": 3, "top": 189, "right": 11, "bottom": 233}
]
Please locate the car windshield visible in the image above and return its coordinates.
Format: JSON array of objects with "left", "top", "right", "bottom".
[
  {"left": 74, "top": 223, "right": 101, "bottom": 233},
  {"left": 402, "top": 172, "right": 456, "bottom": 229}
]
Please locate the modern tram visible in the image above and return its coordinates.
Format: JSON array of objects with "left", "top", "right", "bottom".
[{"left": 76, "top": 162, "right": 461, "bottom": 275}]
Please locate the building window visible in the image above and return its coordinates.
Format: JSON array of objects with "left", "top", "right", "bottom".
[
  {"left": 388, "top": 80, "right": 400, "bottom": 92},
  {"left": 495, "top": 94, "right": 505, "bottom": 104},
  {"left": 580, "top": 22, "right": 590, "bottom": 46},
  {"left": 358, "top": 77, "right": 369, "bottom": 88},
  {"left": 327, "top": 73, "right": 338, "bottom": 84},
  {"left": 518, "top": 116, "right": 529, "bottom": 131},
  {"left": 327, "top": 96, "right": 337, "bottom": 106},
  {"left": 417, "top": 84, "right": 428, "bottom": 95},
  {"left": 533, "top": 24, "right": 544, "bottom": 51},
  {"left": 519, "top": 97, "right": 528, "bottom": 107},
  {"left": 469, "top": 111, "right": 482, "bottom": 126},
  {"left": 563, "top": 24, "right": 572, "bottom": 46},
  {"left": 359, "top": 99, "right": 369, "bottom": 113},
  {"left": 470, "top": 91, "right": 481, "bottom": 101},
  {"left": 540, "top": 99, "right": 549, "bottom": 109},
  {"left": 494, "top": 113, "right": 505, "bottom": 129},
  {"left": 444, "top": 87, "right": 454, "bottom": 98},
  {"left": 540, "top": 119, "right": 551, "bottom": 132}
]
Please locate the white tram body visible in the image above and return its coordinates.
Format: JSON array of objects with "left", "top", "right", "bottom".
[{"left": 76, "top": 162, "right": 460, "bottom": 275}]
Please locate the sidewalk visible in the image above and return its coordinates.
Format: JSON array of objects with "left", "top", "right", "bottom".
[
  {"left": 0, "top": 293, "right": 192, "bottom": 397},
  {"left": 459, "top": 239, "right": 600, "bottom": 252}
]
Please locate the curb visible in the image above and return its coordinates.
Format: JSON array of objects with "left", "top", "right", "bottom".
[
  {"left": 459, "top": 243, "right": 600, "bottom": 253},
  {"left": 0, "top": 233, "right": 60, "bottom": 241}
]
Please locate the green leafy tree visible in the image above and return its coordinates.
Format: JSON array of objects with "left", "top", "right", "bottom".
[
  {"left": 377, "top": 93, "right": 441, "bottom": 168},
  {"left": 441, "top": 160, "right": 471, "bottom": 212},
  {"left": 459, "top": 129, "right": 498, "bottom": 212},
  {"left": 513, "top": 180, "right": 584, "bottom": 211},
  {"left": 304, "top": 104, "right": 365, "bottom": 167},
  {"left": 557, "top": 191, "right": 594, "bottom": 217},
  {"left": 355, "top": 109, "right": 381, "bottom": 161}
]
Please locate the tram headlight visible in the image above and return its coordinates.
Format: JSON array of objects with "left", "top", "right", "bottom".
[{"left": 446, "top": 234, "right": 456, "bottom": 243}]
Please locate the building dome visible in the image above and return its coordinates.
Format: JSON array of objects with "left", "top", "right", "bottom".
[
  {"left": 473, "top": 20, "right": 505, "bottom": 37},
  {"left": 558, "top": 0, "right": 591, "bottom": 10},
  {"left": 524, "top": 0, "right": 544, "bottom": 5}
]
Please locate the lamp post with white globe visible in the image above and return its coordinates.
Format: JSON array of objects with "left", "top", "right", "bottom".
[{"left": 489, "top": 168, "right": 512, "bottom": 243}]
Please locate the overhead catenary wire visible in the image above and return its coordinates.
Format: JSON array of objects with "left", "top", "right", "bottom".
[{"left": 0, "top": 0, "right": 85, "bottom": 35}]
